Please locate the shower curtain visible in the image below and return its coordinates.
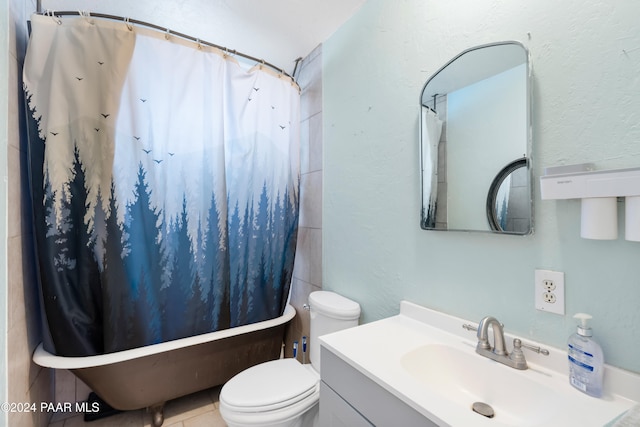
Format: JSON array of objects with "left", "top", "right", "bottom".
[
  {"left": 23, "top": 14, "right": 300, "bottom": 356},
  {"left": 421, "top": 107, "right": 443, "bottom": 228}
]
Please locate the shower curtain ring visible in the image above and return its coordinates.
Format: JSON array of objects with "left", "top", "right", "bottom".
[
  {"left": 79, "top": 10, "right": 94, "bottom": 25},
  {"left": 165, "top": 28, "right": 171, "bottom": 40},
  {"left": 48, "top": 10, "right": 62, "bottom": 25},
  {"left": 124, "top": 17, "right": 133, "bottom": 31},
  {"left": 196, "top": 38, "right": 202, "bottom": 50}
]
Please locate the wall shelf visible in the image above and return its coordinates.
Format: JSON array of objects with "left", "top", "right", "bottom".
[{"left": 540, "top": 165, "right": 640, "bottom": 241}]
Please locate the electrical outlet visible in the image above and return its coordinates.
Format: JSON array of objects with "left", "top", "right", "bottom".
[{"left": 535, "top": 269, "right": 565, "bottom": 315}]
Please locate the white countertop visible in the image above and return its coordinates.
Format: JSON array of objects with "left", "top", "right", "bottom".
[{"left": 320, "top": 301, "right": 640, "bottom": 427}]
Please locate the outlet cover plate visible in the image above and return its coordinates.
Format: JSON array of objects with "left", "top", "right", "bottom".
[{"left": 535, "top": 269, "right": 565, "bottom": 315}]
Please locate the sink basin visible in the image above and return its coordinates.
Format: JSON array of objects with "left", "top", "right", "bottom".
[{"left": 401, "top": 344, "right": 562, "bottom": 426}]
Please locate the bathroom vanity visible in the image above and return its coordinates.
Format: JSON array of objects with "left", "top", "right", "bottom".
[
  {"left": 319, "top": 301, "right": 640, "bottom": 426},
  {"left": 320, "top": 347, "right": 432, "bottom": 426}
]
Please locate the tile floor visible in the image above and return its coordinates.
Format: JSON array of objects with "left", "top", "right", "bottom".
[{"left": 48, "top": 387, "right": 227, "bottom": 427}]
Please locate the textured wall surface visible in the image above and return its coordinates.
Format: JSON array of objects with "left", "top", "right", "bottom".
[
  {"left": 5, "top": 0, "right": 56, "bottom": 426},
  {"left": 323, "top": 0, "right": 640, "bottom": 373},
  {"left": 0, "top": 0, "right": 9, "bottom": 420}
]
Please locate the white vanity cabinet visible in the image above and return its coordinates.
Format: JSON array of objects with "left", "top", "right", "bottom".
[{"left": 319, "top": 346, "right": 437, "bottom": 427}]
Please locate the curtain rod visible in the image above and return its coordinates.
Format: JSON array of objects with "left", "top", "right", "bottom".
[{"left": 38, "top": 10, "right": 297, "bottom": 81}]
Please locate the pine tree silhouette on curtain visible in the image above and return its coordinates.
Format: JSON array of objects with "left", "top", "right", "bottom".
[
  {"left": 250, "top": 184, "right": 270, "bottom": 323},
  {"left": 203, "top": 190, "right": 230, "bottom": 331},
  {"left": 42, "top": 146, "right": 103, "bottom": 356},
  {"left": 165, "top": 197, "right": 195, "bottom": 340},
  {"left": 68, "top": 145, "right": 103, "bottom": 352},
  {"left": 123, "top": 164, "right": 164, "bottom": 346},
  {"left": 103, "top": 182, "right": 130, "bottom": 351}
]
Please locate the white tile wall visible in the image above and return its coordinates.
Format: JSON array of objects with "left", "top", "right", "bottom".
[
  {"left": 7, "top": 1, "right": 56, "bottom": 426},
  {"left": 299, "top": 171, "right": 323, "bottom": 229},
  {"left": 286, "top": 44, "right": 323, "bottom": 360}
]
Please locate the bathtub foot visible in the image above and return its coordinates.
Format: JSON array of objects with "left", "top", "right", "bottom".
[{"left": 148, "top": 403, "right": 165, "bottom": 427}]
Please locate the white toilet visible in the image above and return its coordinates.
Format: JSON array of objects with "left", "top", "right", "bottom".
[{"left": 219, "top": 291, "right": 361, "bottom": 427}]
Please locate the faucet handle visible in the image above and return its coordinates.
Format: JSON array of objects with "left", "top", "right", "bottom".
[
  {"left": 511, "top": 338, "right": 524, "bottom": 354},
  {"left": 518, "top": 340, "right": 550, "bottom": 356},
  {"left": 509, "top": 339, "right": 528, "bottom": 369},
  {"left": 462, "top": 321, "right": 504, "bottom": 333},
  {"left": 462, "top": 323, "right": 477, "bottom": 332}
]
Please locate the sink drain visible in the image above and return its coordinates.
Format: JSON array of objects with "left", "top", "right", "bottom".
[{"left": 472, "top": 402, "right": 495, "bottom": 418}]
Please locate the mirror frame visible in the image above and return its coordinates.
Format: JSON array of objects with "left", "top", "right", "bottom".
[
  {"left": 419, "top": 40, "right": 533, "bottom": 235},
  {"left": 486, "top": 157, "right": 529, "bottom": 233}
]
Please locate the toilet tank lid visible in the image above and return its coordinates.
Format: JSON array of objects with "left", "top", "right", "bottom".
[{"left": 309, "top": 291, "right": 361, "bottom": 320}]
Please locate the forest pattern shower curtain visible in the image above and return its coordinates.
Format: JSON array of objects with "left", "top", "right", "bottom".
[{"left": 23, "top": 15, "right": 300, "bottom": 356}]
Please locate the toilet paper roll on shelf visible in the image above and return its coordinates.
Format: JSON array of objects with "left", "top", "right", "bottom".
[
  {"left": 580, "top": 197, "right": 618, "bottom": 240},
  {"left": 625, "top": 196, "right": 640, "bottom": 242},
  {"left": 540, "top": 165, "right": 640, "bottom": 241}
]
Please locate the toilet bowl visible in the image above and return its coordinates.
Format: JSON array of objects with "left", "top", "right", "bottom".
[
  {"left": 219, "top": 359, "right": 320, "bottom": 427},
  {"left": 219, "top": 291, "right": 360, "bottom": 427}
]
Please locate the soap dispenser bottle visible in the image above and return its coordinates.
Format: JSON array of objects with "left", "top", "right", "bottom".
[{"left": 567, "top": 313, "right": 604, "bottom": 397}]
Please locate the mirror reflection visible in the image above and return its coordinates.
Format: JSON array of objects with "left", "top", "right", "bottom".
[
  {"left": 486, "top": 158, "right": 531, "bottom": 233},
  {"left": 420, "top": 41, "right": 532, "bottom": 234}
]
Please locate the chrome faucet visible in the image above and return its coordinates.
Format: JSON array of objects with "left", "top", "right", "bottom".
[
  {"left": 477, "top": 316, "right": 508, "bottom": 357},
  {"left": 463, "top": 318, "right": 550, "bottom": 370},
  {"left": 475, "top": 316, "right": 528, "bottom": 370}
]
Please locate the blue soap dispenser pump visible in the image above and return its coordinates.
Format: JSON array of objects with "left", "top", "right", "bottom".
[{"left": 567, "top": 313, "right": 604, "bottom": 397}]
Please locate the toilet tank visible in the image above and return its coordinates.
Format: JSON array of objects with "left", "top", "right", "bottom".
[{"left": 309, "top": 291, "right": 360, "bottom": 372}]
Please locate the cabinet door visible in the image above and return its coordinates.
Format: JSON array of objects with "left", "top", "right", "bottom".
[
  {"left": 320, "top": 381, "right": 373, "bottom": 427},
  {"left": 321, "top": 347, "right": 437, "bottom": 427}
]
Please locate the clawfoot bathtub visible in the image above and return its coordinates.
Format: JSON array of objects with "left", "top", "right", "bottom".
[{"left": 33, "top": 305, "right": 295, "bottom": 426}]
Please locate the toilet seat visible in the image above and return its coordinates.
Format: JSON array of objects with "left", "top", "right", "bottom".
[{"left": 220, "top": 358, "right": 320, "bottom": 413}]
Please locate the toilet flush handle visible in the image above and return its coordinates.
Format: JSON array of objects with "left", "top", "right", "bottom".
[{"left": 303, "top": 304, "right": 310, "bottom": 311}]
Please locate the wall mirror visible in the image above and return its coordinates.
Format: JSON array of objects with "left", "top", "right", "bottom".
[{"left": 419, "top": 41, "right": 533, "bottom": 234}]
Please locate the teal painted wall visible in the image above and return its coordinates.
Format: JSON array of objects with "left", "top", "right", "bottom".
[{"left": 323, "top": 0, "right": 640, "bottom": 373}]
